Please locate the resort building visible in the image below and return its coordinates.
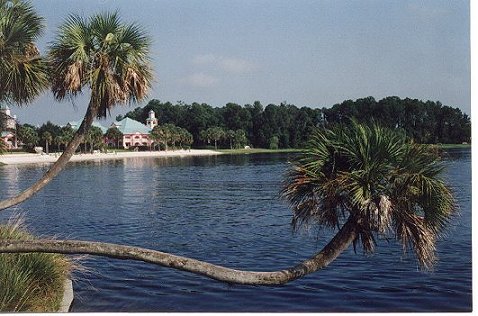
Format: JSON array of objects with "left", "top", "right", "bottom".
[
  {"left": 110, "top": 117, "right": 154, "bottom": 149},
  {"left": 65, "top": 111, "right": 158, "bottom": 149},
  {"left": 0, "top": 104, "right": 18, "bottom": 149}
]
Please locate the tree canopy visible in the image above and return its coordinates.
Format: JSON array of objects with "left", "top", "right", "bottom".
[{"left": 123, "top": 96, "right": 470, "bottom": 149}]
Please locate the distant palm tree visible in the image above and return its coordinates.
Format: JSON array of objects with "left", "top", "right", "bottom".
[
  {"left": 58, "top": 126, "right": 74, "bottom": 151},
  {"left": 0, "top": 139, "right": 6, "bottom": 153},
  {"left": 105, "top": 127, "right": 123, "bottom": 149},
  {"left": 0, "top": 0, "right": 49, "bottom": 104},
  {"left": 85, "top": 126, "right": 104, "bottom": 153},
  {"left": 151, "top": 124, "right": 173, "bottom": 151},
  {"left": 0, "top": 12, "right": 152, "bottom": 210},
  {"left": 41, "top": 131, "right": 52, "bottom": 155},
  {"left": 282, "top": 121, "right": 455, "bottom": 269}
]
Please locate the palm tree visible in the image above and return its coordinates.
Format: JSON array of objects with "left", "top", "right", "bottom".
[
  {"left": 178, "top": 128, "right": 193, "bottom": 149},
  {"left": 58, "top": 126, "right": 74, "bottom": 151},
  {"left": 0, "top": 0, "right": 49, "bottom": 104},
  {"left": 0, "top": 12, "right": 152, "bottom": 210},
  {"left": 206, "top": 126, "right": 225, "bottom": 150},
  {"left": 41, "top": 131, "right": 52, "bottom": 155},
  {"left": 105, "top": 127, "right": 123, "bottom": 149},
  {"left": 151, "top": 124, "right": 175, "bottom": 151},
  {"left": 85, "top": 126, "right": 104, "bottom": 153},
  {"left": 226, "top": 129, "right": 235, "bottom": 149},
  {"left": 282, "top": 121, "right": 455, "bottom": 269},
  {"left": 0, "top": 122, "right": 455, "bottom": 285}
]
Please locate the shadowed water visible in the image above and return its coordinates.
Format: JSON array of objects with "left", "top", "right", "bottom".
[{"left": 0, "top": 150, "right": 471, "bottom": 312}]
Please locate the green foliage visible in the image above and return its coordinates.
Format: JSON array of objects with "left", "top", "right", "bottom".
[
  {"left": 0, "top": 140, "right": 6, "bottom": 154},
  {"left": 123, "top": 97, "right": 470, "bottom": 150},
  {"left": 0, "top": 219, "right": 71, "bottom": 312},
  {"left": 58, "top": 126, "right": 74, "bottom": 149},
  {"left": 151, "top": 123, "right": 192, "bottom": 151},
  {"left": 232, "top": 129, "right": 248, "bottom": 149},
  {"left": 323, "top": 96, "right": 470, "bottom": 144},
  {"left": 49, "top": 11, "right": 153, "bottom": 118},
  {"left": 85, "top": 126, "right": 104, "bottom": 152},
  {"left": 199, "top": 126, "right": 225, "bottom": 150},
  {"left": 269, "top": 135, "right": 279, "bottom": 150},
  {"left": 17, "top": 125, "right": 39, "bottom": 150},
  {"left": 282, "top": 121, "right": 456, "bottom": 269},
  {"left": 105, "top": 127, "right": 123, "bottom": 148},
  {"left": 0, "top": 0, "right": 49, "bottom": 104},
  {"left": 41, "top": 131, "right": 52, "bottom": 154}
]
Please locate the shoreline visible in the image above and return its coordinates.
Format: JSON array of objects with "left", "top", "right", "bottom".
[{"left": 0, "top": 149, "right": 222, "bottom": 166}]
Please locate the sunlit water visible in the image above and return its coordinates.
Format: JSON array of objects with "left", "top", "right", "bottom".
[{"left": 0, "top": 150, "right": 471, "bottom": 312}]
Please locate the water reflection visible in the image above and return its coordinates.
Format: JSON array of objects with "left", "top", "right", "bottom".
[
  {"left": 441, "top": 147, "right": 471, "bottom": 161},
  {"left": 0, "top": 165, "right": 20, "bottom": 198}
]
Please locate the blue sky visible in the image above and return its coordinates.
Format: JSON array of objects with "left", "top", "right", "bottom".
[{"left": 13, "top": 0, "right": 470, "bottom": 125}]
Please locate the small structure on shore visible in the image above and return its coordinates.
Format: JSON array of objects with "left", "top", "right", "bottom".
[{"left": 146, "top": 110, "right": 158, "bottom": 129}]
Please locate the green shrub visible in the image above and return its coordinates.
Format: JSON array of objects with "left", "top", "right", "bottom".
[
  {"left": 0, "top": 219, "right": 71, "bottom": 312},
  {"left": 269, "top": 136, "right": 279, "bottom": 150}
]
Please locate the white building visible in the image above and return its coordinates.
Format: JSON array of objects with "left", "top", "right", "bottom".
[{"left": 145, "top": 110, "right": 158, "bottom": 129}]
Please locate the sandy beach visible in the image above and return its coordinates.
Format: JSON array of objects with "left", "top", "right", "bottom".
[{"left": 0, "top": 149, "right": 222, "bottom": 165}]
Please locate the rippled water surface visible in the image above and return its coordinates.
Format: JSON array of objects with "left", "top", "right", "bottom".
[{"left": 0, "top": 150, "right": 471, "bottom": 312}]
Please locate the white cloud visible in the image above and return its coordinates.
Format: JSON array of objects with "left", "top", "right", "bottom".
[
  {"left": 219, "top": 57, "right": 256, "bottom": 74},
  {"left": 192, "top": 54, "right": 217, "bottom": 65},
  {"left": 182, "top": 73, "right": 219, "bottom": 88},
  {"left": 192, "top": 54, "right": 257, "bottom": 74}
]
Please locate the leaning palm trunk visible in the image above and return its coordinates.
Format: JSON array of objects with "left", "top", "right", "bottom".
[
  {"left": 0, "top": 102, "right": 99, "bottom": 210},
  {"left": 0, "top": 217, "right": 357, "bottom": 285}
]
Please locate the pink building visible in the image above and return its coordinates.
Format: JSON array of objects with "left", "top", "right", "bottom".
[{"left": 110, "top": 111, "right": 158, "bottom": 149}]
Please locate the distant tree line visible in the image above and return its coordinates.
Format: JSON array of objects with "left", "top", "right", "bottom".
[
  {"left": 8, "top": 96, "right": 470, "bottom": 152},
  {"left": 120, "top": 96, "right": 470, "bottom": 148},
  {"left": 15, "top": 122, "right": 106, "bottom": 154}
]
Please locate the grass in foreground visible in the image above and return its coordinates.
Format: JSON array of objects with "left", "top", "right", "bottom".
[
  {"left": 0, "top": 219, "right": 71, "bottom": 312},
  {"left": 217, "top": 148, "right": 304, "bottom": 155}
]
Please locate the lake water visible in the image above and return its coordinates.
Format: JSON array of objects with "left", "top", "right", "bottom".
[{"left": 0, "top": 149, "right": 471, "bottom": 312}]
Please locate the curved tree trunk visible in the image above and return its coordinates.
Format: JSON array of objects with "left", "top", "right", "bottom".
[
  {"left": 0, "top": 101, "right": 99, "bottom": 211},
  {"left": 0, "top": 217, "right": 357, "bottom": 285}
]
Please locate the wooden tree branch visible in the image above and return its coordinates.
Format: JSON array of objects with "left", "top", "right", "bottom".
[
  {"left": 0, "top": 102, "right": 99, "bottom": 211},
  {"left": 0, "top": 217, "right": 357, "bottom": 285}
]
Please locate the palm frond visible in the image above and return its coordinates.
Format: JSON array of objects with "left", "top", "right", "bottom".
[
  {"left": 282, "top": 120, "right": 456, "bottom": 270},
  {"left": 48, "top": 11, "right": 153, "bottom": 117},
  {"left": 0, "top": 0, "right": 47, "bottom": 104}
]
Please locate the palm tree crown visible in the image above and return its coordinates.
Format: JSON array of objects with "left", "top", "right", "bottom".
[
  {"left": 49, "top": 11, "right": 152, "bottom": 117},
  {"left": 0, "top": 11, "right": 153, "bottom": 211},
  {"left": 0, "top": 0, "right": 49, "bottom": 104},
  {"left": 282, "top": 121, "right": 455, "bottom": 269}
]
